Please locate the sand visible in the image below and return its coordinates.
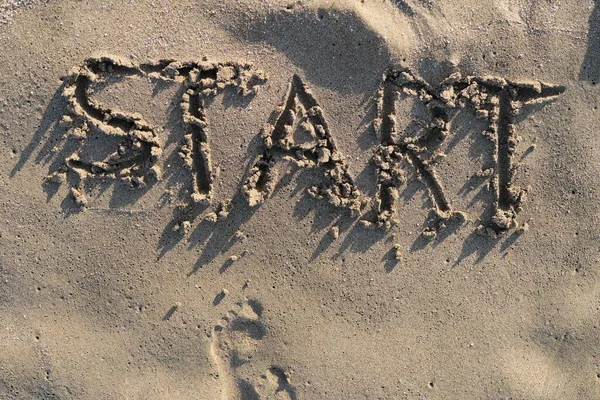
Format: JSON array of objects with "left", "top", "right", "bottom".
[{"left": 0, "top": 0, "right": 599, "bottom": 398}]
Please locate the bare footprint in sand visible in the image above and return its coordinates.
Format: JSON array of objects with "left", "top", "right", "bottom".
[{"left": 211, "top": 299, "right": 297, "bottom": 400}]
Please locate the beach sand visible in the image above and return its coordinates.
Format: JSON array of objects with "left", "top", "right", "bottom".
[{"left": 0, "top": 0, "right": 599, "bottom": 398}]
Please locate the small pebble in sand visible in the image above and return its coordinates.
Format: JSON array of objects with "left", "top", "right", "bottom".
[
  {"left": 329, "top": 226, "right": 339, "bottom": 239},
  {"left": 179, "top": 220, "right": 192, "bottom": 234},
  {"left": 205, "top": 212, "right": 218, "bottom": 222},
  {"left": 234, "top": 230, "right": 246, "bottom": 241},
  {"left": 173, "top": 220, "right": 191, "bottom": 234},
  {"left": 422, "top": 229, "right": 436, "bottom": 241},
  {"left": 58, "top": 115, "right": 73, "bottom": 128},
  {"left": 47, "top": 171, "right": 66, "bottom": 184},
  {"left": 393, "top": 243, "right": 402, "bottom": 260},
  {"left": 217, "top": 210, "right": 229, "bottom": 219},
  {"left": 70, "top": 187, "right": 88, "bottom": 208},
  {"left": 358, "top": 220, "right": 373, "bottom": 228}
]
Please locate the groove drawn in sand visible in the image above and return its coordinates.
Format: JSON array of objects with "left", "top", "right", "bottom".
[
  {"left": 369, "top": 66, "right": 564, "bottom": 236},
  {"left": 244, "top": 75, "right": 362, "bottom": 215},
  {"left": 49, "top": 55, "right": 267, "bottom": 210},
  {"left": 371, "top": 67, "right": 461, "bottom": 232},
  {"left": 56, "top": 57, "right": 164, "bottom": 207},
  {"left": 448, "top": 75, "right": 564, "bottom": 234},
  {"left": 211, "top": 299, "right": 297, "bottom": 400},
  {"left": 176, "top": 59, "right": 267, "bottom": 208}
]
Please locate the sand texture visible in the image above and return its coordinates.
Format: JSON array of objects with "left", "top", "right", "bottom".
[{"left": 1, "top": 0, "right": 599, "bottom": 398}]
